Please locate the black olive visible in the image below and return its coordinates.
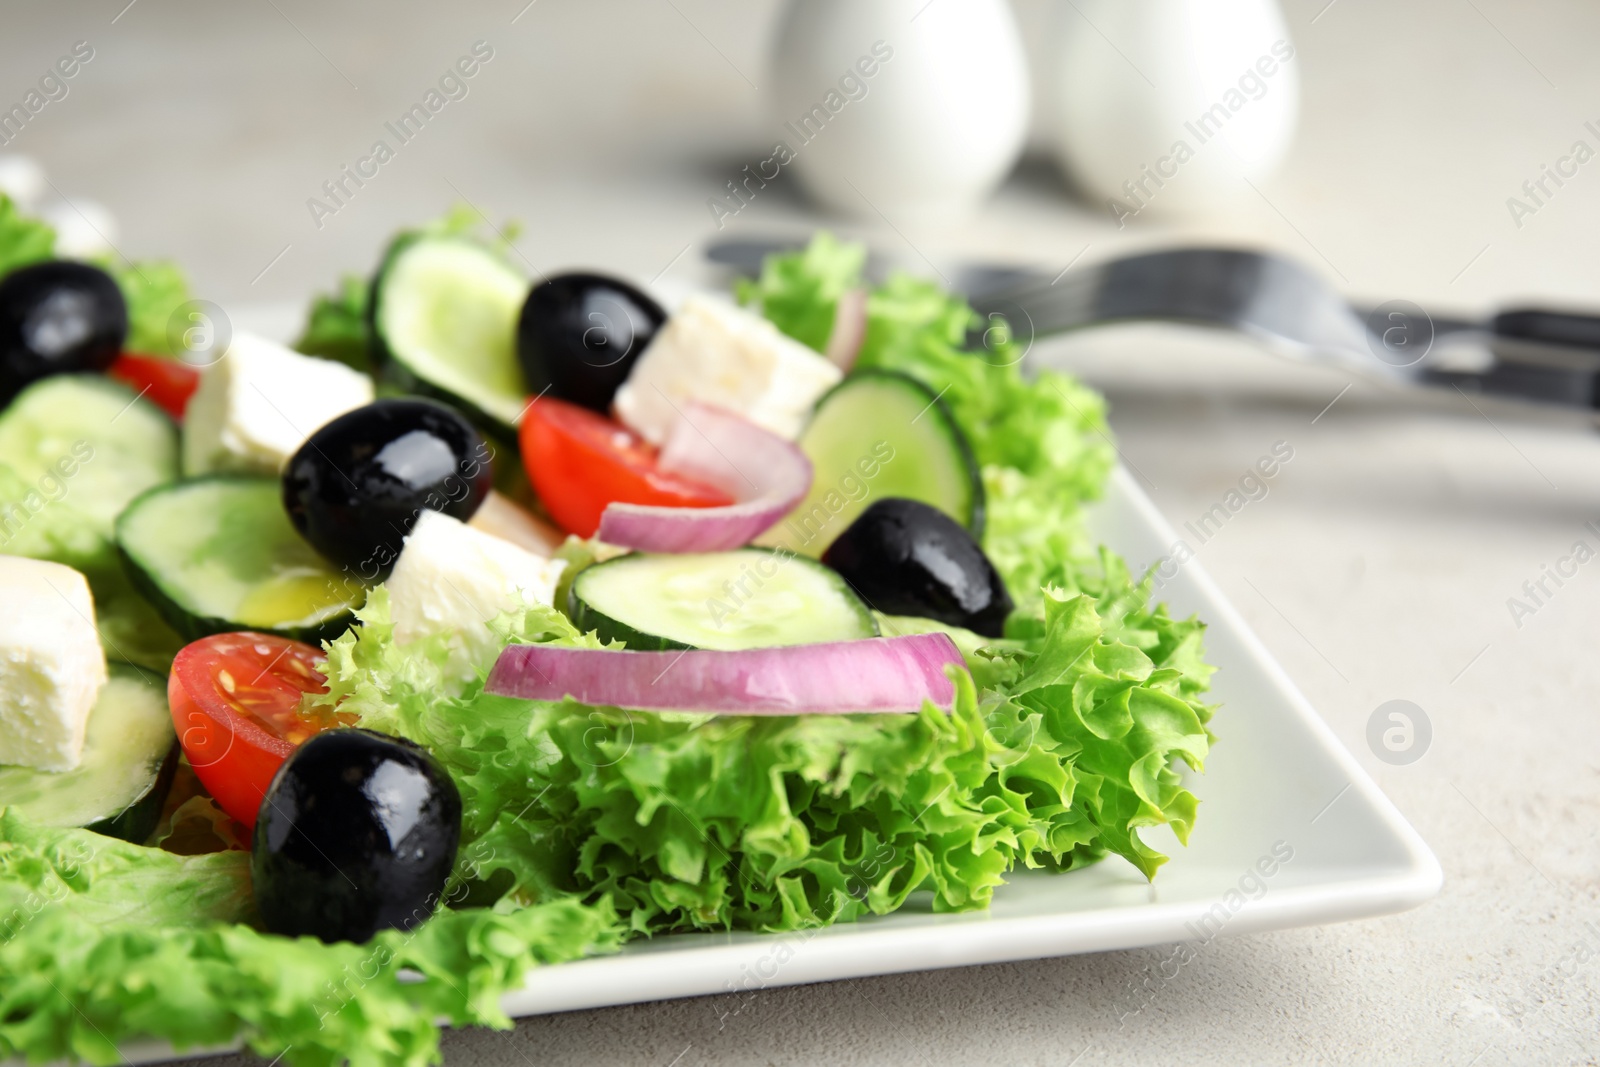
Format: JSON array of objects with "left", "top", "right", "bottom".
[
  {"left": 252, "top": 729, "right": 463, "bottom": 943},
  {"left": 516, "top": 272, "right": 664, "bottom": 412},
  {"left": 822, "top": 498, "right": 1014, "bottom": 638},
  {"left": 0, "top": 261, "right": 127, "bottom": 403},
  {"left": 283, "top": 398, "right": 492, "bottom": 580}
]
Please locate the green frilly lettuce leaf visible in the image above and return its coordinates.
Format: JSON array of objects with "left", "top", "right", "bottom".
[
  {"left": 106, "top": 259, "right": 193, "bottom": 357},
  {"left": 301, "top": 560, "right": 1213, "bottom": 940},
  {"left": 0, "top": 195, "right": 56, "bottom": 278},
  {"left": 295, "top": 273, "right": 371, "bottom": 372},
  {"left": 0, "top": 801, "right": 620, "bottom": 1067},
  {"left": 734, "top": 232, "right": 866, "bottom": 353}
]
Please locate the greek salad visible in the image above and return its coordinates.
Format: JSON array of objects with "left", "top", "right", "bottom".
[{"left": 0, "top": 199, "right": 1217, "bottom": 1067}]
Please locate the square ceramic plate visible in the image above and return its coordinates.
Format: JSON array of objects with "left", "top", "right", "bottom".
[
  {"left": 84, "top": 460, "right": 1439, "bottom": 1065},
  {"left": 496, "top": 465, "right": 1443, "bottom": 1016}
]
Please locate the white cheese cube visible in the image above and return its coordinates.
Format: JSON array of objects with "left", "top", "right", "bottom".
[
  {"left": 39, "top": 198, "right": 117, "bottom": 260},
  {"left": 466, "top": 490, "right": 564, "bottom": 557},
  {"left": 613, "top": 295, "right": 842, "bottom": 444},
  {"left": 182, "top": 332, "right": 374, "bottom": 475},
  {"left": 387, "top": 510, "right": 567, "bottom": 687},
  {"left": 0, "top": 556, "right": 108, "bottom": 772}
]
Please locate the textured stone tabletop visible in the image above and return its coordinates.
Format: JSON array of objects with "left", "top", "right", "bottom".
[{"left": 3, "top": 0, "right": 1598, "bottom": 1063}]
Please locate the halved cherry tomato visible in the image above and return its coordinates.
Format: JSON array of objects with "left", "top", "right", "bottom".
[
  {"left": 520, "top": 396, "right": 731, "bottom": 537},
  {"left": 168, "top": 632, "right": 350, "bottom": 827},
  {"left": 108, "top": 352, "right": 202, "bottom": 420}
]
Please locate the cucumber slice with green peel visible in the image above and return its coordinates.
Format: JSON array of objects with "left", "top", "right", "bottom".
[
  {"left": 86, "top": 744, "right": 178, "bottom": 844},
  {"left": 370, "top": 234, "right": 530, "bottom": 440},
  {"left": 758, "top": 370, "right": 983, "bottom": 558},
  {"left": 568, "top": 548, "right": 879, "bottom": 651},
  {"left": 0, "top": 374, "right": 178, "bottom": 569},
  {"left": 0, "top": 374, "right": 185, "bottom": 669},
  {"left": 116, "top": 476, "right": 370, "bottom": 644},
  {"left": 0, "top": 666, "right": 178, "bottom": 843}
]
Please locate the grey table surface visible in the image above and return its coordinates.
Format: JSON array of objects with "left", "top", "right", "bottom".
[{"left": 4, "top": 0, "right": 1599, "bottom": 1063}]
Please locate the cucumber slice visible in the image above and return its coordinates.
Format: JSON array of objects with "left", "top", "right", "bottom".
[
  {"left": 0, "top": 666, "right": 178, "bottom": 843},
  {"left": 758, "top": 370, "right": 983, "bottom": 558},
  {"left": 0, "top": 374, "right": 185, "bottom": 669},
  {"left": 568, "top": 548, "right": 878, "bottom": 651},
  {"left": 0, "top": 373, "right": 177, "bottom": 569},
  {"left": 370, "top": 234, "right": 530, "bottom": 440},
  {"left": 116, "top": 476, "right": 368, "bottom": 644}
]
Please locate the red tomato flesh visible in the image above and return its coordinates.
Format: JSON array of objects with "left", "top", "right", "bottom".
[
  {"left": 169, "top": 632, "right": 348, "bottom": 828},
  {"left": 108, "top": 353, "right": 202, "bottom": 420},
  {"left": 520, "top": 396, "right": 732, "bottom": 537}
]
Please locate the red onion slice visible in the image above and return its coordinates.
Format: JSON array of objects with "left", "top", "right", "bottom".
[
  {"left": 485, "top": 633, "right": 963, "bottom": 715},
  {"left": 596, "top": 403, "right": 812, "bottom": 552},
  {"left": 823, "top": 287, "right": 868, "bottom": 371}
]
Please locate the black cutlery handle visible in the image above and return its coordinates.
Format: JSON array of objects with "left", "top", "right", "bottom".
[
  {"left": 1423, "top": 364, "right": 1600, "bottom": 409},
  {"left": 1492, "top": 308, "right": 1600, "bottom": 352}
]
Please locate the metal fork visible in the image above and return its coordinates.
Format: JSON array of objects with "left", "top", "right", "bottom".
[
  {"left": 707, "top": 239, "right": 1600, "bottom": 411},
  {"left": 969, "top": 247, "right": 1378, "bottom": 369}
]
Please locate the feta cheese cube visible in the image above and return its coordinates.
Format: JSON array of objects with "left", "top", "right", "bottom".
[
  {"left": 0, "top": 556, "right": 108, "bottom": 772},
  {"left": 387, "top": 510, "right": 567, "bottom": 687},
  {"left": 182, "top": 332, "right": 374, "bottom": 475},
  {"left": 613, "top": 295, "right": 842, "bottom": 444},
  {"left": 466, "top": 490, "right": 564, "bottom": 557}
]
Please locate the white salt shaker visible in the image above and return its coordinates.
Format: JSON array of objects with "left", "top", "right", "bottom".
[
  {"left": 768, "top": 0, "right": 1030, "bottom": 221},
  {"left": 1047, "top": 0, "right": 1299, "bottom": 222}
]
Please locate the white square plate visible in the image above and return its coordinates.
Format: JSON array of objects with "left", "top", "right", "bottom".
[
  {"left": 94, "top": 464, "right": 1442, "bottom": 1064},
  {"left": 496, "top": 466, "right": 1442, "bottom": 1018}
]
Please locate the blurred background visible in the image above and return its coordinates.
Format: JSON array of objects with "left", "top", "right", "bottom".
[
  {"left": 5, "top": 0, "right": 1596, "bottom": 308},
  {"left": 5, "top": 0, "right": 1599, "bottom": 1063}
]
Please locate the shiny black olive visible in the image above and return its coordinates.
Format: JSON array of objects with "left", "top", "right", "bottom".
[
  {"left": 0, "top": 261, "right": 127, "bottom": 403},
  {"left": 252, "top": 729, "right": 462, "bottom": 943},
  {"left": 822, "top": 498, "right": 1014, "bottom": 638},
  {"left": 282, "top": 398, "right": 492, "bottom": 580},
  {"left": 516, "top": 272, "right": 665, "bottom": 412}
]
